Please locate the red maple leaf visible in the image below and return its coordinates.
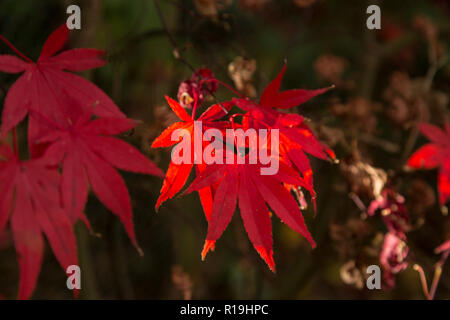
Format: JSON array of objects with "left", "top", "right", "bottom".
[
  {"left": 38, "top": 107, "right": 163, "bottom": 249},
  {"left": 407, "top": 123, "right": 450, "bottom": 206},
  {"left": 259, "top": 63, "right": 332, "bottom": 109},
  {"left": 232, "top": 64, "right": 335, "bottom": 201},
  {"left": 1, "top": 24, "right": 163, "bottom": 299},
  {"left": 0, "top": 142, "right": 77, "bottom": 299},
  {"left": 151, "top": 96, "right": 232, "bottom": 217},
  {"left": 0, "top": 24, "right": 125, "bottom": 155},
  {"left": 185, "top": 156, "right": 315, "bottom": 271}
]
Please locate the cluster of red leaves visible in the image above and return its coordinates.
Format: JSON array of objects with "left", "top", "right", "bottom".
[
  {"left": 0, "top": 25, "right": 162, "bottom": 299},
  {"left": 152, "top": 65, "right": 335, "bottom": 271}
]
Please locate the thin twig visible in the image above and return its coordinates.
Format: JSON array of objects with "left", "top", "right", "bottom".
[
  {"left": 413, "top": 264, "right": 430, "bottom": 299},
  {"left": 359, "top": 0, "right": 381, "bottom": 100},
  {"left": 413, "top": 250, "right": 449, "bottom": 300},
  {"left": 349, "top": 192, "right": 367, "bottom": 212},
  {"left": 0, "top": 35, "right": 33, "bottom": 63},
  {"left": 109, "top": 29, "right": 166, "bottom": 60},
  {"left": 401, "top": 122, "right": 421, "bottom": 163},
  {"left": 359, "top": 132, "right": 400, "bottom": 153},
  {"left": 152, "top": 0, "right": 228, "bottom": 114},
  {"left": 429, "top": 251, "right": 449, "bottom": 299}
]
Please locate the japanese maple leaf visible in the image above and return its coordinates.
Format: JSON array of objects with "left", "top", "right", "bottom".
[
  {"left": 235, "top": 98, "right": 334, "bottom": 162},
  {"left": 259, "top": 63, "right": 331, "bottom": 110},
  {"left": 0, "top": 24, "right": 125, "bottom": 155},
  {"left": 0, "top": 143, "right": 77, "bottom": 299},
  {"left": 275, "top": 113, "right": 335, "bottom": 198},
  {"left": 232, "top": 64, "right": 335, "bottom": 197},
  {"left": 39, "top": 108, "right": 163, "bottom": 249},
  {"left": 151, "top": 96, "right": 232, "bottom": 217},
  {"left": 407, "top": 123, "right": 450, "bottom": 206},
  {"left": 185, "top": 156, "right": 315, "bottom": 272},
  {"left": 234, "top": 100, "right": 310, "bottom": 185}
]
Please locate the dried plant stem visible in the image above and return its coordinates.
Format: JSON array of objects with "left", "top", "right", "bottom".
[
  {"left": 401, "top": 122, "right": 421, "bottom": 163},
  {"left": 359, "top": 133, "right": 400, "bottom": 153},
  {"left": 401, "top": 46, "right": 448, "bottom": 163},
  {"left": 429, "top": 251, "right": 449, "bottom": 299},
  {"left": 413, "top": 264, "right": 430, "bottom": 299},
  {"left": 413, "top": 250, "right": 449, "bottom": 300},
  {"left": 152, "top": 0, "right": 195, "bottom": 73},
  {"left": 349, "top": 192, "right": 366, "bottom": 212}
]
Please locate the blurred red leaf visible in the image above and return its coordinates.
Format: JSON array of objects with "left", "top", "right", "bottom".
[
  {"left": 0, "top": 25, "right": 125, "bottom": 156},
  {"left": 407, "top": 123, "right": 450, "bottom": 205},
  {"left": 40, "top": 108, "right": 163, "bottom": 248},
  {"left": 0, "top": 143, "right": 77, "bottom": 299}
]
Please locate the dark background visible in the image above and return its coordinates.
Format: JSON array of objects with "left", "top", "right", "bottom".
[{"left": 0, "top": 0, "right": 449, "bottom": 299}]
